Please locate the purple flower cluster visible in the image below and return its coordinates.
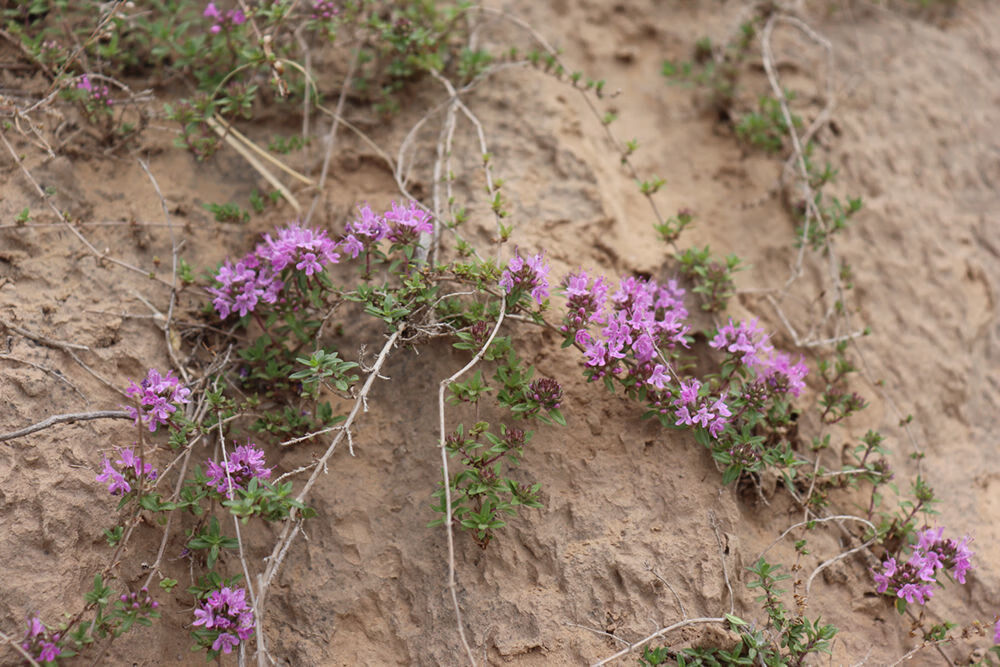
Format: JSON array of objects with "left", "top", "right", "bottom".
[
  {"left": 709, "top": 318, "right": 809, "bottom": 397},
  {"left": 204, "top": 2, "right": 246, "bottom": 33},
  {"left": 709, "top": 318, "right": 772, "bottom": 365},
  {"left": 125, "top": 368, "right": 191, "bottom": 432},
  {"left": 673, "top": 379, "right": 732, "bottom": 438},
  {"left": 208, "top": 253, "right": 284, "bottom": 319},
  {"left": 257, "top": 224, "right": 341, "bottom": 275},
  {"left": 384, "top": 200, "right": 434, "bottom": 245},
  {"left": 210, "top": 203, "right": 429, "bottom": 319},
  {"left": 500, "top": 249, "right": 551, "bottom": 306},
  {"left": 22, "top": 615, "right": 60, "bottom": 663},
  {"left": 560, "top": 270, "right": 815, "bottom": 446},
  {"left": 995, "top": 618, "right": 1000, "bottom": 644},
  {"left": 311, "top": 0, "right": 339, "bottom": 20},
  {"left": 340, "top": 204, "right": 387, "bottom": 258},
  {"left": 562, "top": 270, "right": 609, "bottom": 332},
  {"left": 206, "top": 443, "right": 272, "bottom": 498},
  {"left": 760, "top": 351, "right": 809, "bottom": 397},
  {"left": 77, "top": 74, "right": 111, "bottom": 106},
  {"left": 97, "top": 447, "right": 159, "bottom": 496},
  {"left": 209, "top": 222, "right": 339, "bottom": 319},
  {"left": 872, "top": 527, "right": 974, "bottom": 605},
  {"left": 528, "top": 378, "right": 563, "bottom": 411},
  {"left": 119, "top": 587, "right": 159, "bottom": 617},
  {"left": 573, "top": 275, "right": 689, "bottom": 390},
  {"left": 193, "top": 586, "right": 255, "bottom": 655},
  {"left": 340, "top": 201, "right": 433, "bottom": 257}
]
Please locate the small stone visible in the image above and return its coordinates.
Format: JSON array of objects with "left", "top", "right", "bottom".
[
  {"left": 586, "top": 414, "right": 603, "bottom": 436},
  {"left": 614, "top": 46, "right": 639, "bottom": 63}
]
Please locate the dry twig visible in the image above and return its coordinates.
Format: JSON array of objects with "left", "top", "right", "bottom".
[
  {"left": 590, "top": 617, "right": 727, "bottom": 666},
  {"left": 0, "top": 132, "right": 173, "bottom": 288},
  {"left": 435, "top": 293, "right": 508, "bottom": 666},
  {"left": 0, "top": 410, "right": 131, "bottom": 443},
  {"left": 709, "top": 511, "right": 735, "bottom": 615},
  {"left": 0, "top": 628, "right": 41, "bottom": 666},
  {"left": 0, "top": 353, "right": 88, "bottom": 403},
  {"left": 254, "top": 328, "right": 403, "bottom": 666}
]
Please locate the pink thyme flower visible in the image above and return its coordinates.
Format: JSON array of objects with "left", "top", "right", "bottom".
[
  {"left": 205, "top": 2, "right": 246, "bottom": 34},
  {"left": 383, "top": 200, "right": 433, "bottom": 245},
  {"left": 77, "top": 74, "right": 111, "bottom": 106},
  {"left": 213, "top": 632, "right": 240, "bottom": 654},
  {"left": 22, "top": 615, "right": 61, "bottom": 663},
  {"left": 708, "top": 397, "right": 732, "bottom": 437},
  {"left": 207, "top": 252, "right": 283, "bottom": 319},
  {"left": 97, "top": 447, "right": 158, "bottom": 496},
  {"left": 897, "top": 582, "right": 934, "bottom": 605},
  {"left": 116, "top": 447, "right": 158, "bottom": 482},
  {"left": 205, "top": 442, "right": 272, "bottom": 498},
  {"left": 568, "top": 272, "right": 690, "bottom": 386},
  {"left": 671, "top": 381, "right": 730, "bottom": 437},
  {"left": 311, "top": 0, "right": 339, "bottom": 20},
  {"left": 709, "top": 318, "right": 773, "bottom": 366},
  {"left": 759, "top": 351, "right": 809, "bottom": 397},
  {"left": 194, "top": 586, "right": 255, "bottom": 654},
  {"left": 646, "top": 364, "right": 669, "bottom": 390},
  {"left": 873, "top": 557, "right": 897, "bottom": 594},
  {"left": 124, "top": 368, "right": 191, "bottom": 431},
  {"left": 338, "top": 233, "right": 365, "bottom": 259},
  {"left": 37, "top": 642, "right": 60, "bottom": 662},
  {"left": 872, "top": 526, "right": 974, "bottom": 605},
  {"left": 194, "top": 607, "right": 214, "bottom": 629},
  {"left": 256, "top": 223, "right": 340, "bottom": 275},
  {"left": 343, "top": 203, "right": 388, "bottom": 248},
  {"left": 993, "top": 618, "right": 1000, "bottom": 644},
  {"left": 631, "top": 333, "right": 656, "bottom": 363},
  {"left": 655, "top": 278, "right": 687, "bottom": 314},
  {"left": 96, "top": 457, "right": 130, "bottom": 495},
  {"left": 676, "top": 379, "right": 701, "bottom": 407},
  {"left": 26, "top": 616, "right": 44, "bottom": 639},
  {"left": 561, "top": 270, "right": 609, "bottom": 333},
  {"left": 499, "top": 248, "right": 550, "bottom": 305},
  {"left": 582, "top": 335, "right": 607, "bottom": 368}
]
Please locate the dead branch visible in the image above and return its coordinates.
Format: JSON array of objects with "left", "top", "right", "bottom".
[
  {"left": 0, "top": 410, "right": 132, "bottom": 443},
  {"left": 435, "top": 293, "right": 508, "bottom": 666}
]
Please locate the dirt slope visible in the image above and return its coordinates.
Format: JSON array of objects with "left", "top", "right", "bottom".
[{"left": 1, "top": 1, "right": 998, "bottom": 664}]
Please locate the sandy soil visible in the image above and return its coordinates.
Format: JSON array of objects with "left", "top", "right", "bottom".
[{"left": 1, "top": 1, "right": 998, "bottom": 665}]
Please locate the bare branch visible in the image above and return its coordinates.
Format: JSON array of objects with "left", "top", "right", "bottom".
[
  {"left": 590, "top": 617, "right": 727, "bottom": 666},
  {"left": 254, "top": 327, "right": 404, "bottom": 659},
  {"left": 709, "top": 511, "right": 735, "bottom": 615},
  {"left": 436, "top": 294, "right": 508, "bottom": 666},
  {"left": 0, "top": 410, "right": 131, "bottom": 443}
]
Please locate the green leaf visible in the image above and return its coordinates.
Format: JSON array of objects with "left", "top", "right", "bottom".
[{"left": 725, "top": 613, "right": 748, "bottom": 627}]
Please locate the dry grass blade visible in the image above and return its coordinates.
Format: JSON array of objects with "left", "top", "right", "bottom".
[
  {"left": 206, "top": 115, "right": 302, "bottom": 213},
  {"left": 211, "top": 114, "right": 315, "bottom": 186}
]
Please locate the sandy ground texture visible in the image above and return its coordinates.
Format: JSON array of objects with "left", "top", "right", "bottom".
[{"left": 1, "top": 0, "right": 998, "bottom": 665}]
